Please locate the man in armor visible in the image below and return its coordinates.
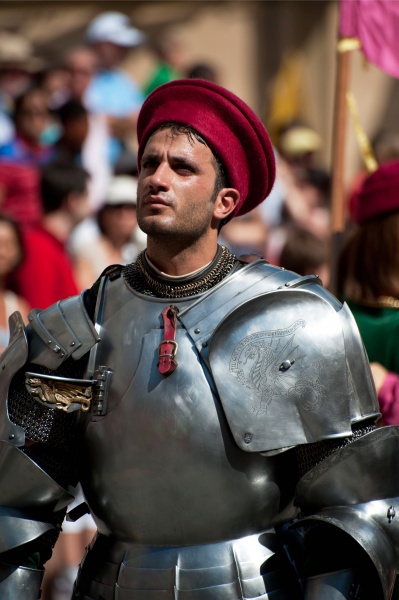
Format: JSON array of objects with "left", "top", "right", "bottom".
[{"left": 0, "top": 79, "right": 398, "bottom": 600}]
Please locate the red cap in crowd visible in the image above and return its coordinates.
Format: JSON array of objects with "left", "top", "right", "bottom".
[
  {"left": 137, "top": 79, "right": 275, "bottom": 220},
  {"left": 352, "top": 159, "right": 399, "bottom": 224}
]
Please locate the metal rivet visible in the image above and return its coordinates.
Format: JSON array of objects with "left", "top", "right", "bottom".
[
  {"left": 280, "top": 359, "right": 295, "bottom": 371},
  {"left": 243, "top": 432, "right": 252, "bottom": 444},
  {"left": 202, "top": 341, "right": 208, "bottom": 348},
  {"left": 194, "top": 328, "right": 201, "bottom": 334},
  {"left": 388, "top": 505, "right": 396, "bottom": 523},
  {"left": 70, "top": 341, "right": 76, "bottom": 347},
  {"left": 9, "top": 434, "right": 14, "bottom": 440},
  {"left": 60, "top": 353, "right": 65, "bottom": 358},
  {"left": 48, "top": 340, "right": 52, "bottom": 345}
]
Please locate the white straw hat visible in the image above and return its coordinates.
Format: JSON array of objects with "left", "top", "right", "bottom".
[{"left": 105, "top": 176, "right": 138, "bottom": 206}]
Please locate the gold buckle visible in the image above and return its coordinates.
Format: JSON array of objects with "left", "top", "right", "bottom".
[{"left": 158, "top": 339, "right": 178, "bottom": 359}]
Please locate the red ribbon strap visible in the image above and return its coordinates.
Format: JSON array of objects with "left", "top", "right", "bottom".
[{"left": 158, "top": 305, "right": 179, "bottom": 376}]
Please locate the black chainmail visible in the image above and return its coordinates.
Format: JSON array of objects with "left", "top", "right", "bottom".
[
  {"left": 123, "top": 245, "right": 238, "bottom": 298},
  {"left": 294, "top": 421, "right": 377, "bottom": 551},
  {"left": 295, "top": 421, "right": 376, "bottom": 479},
  {"left": 8, "top": 355, "right": 87, "bottom": 488}
]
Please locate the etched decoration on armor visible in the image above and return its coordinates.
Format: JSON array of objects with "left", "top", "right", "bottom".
[
  {"left": 25, "top": 373, "right": 91, "bottom": 412},
  {"left": 229, "top": 320, "right": 326, "bottom": 415}
]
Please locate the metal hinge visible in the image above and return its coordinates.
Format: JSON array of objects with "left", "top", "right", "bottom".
[{"left": 92, "top": 365, "right": 112, "bottom": 416}]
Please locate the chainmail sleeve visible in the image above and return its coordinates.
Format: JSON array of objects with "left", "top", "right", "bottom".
[
  {"left": 4, "top": 353, "right": 89, "bottom": 564},
  {"left": 295, "top": 421, "right": 376, "bottom": 479},
  {"left": 8, "top": 355, "right": 88, "bottom": 489}
]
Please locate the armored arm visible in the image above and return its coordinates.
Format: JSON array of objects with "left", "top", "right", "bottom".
[
  {"left": 0, "top": 293, "right": 99, "bottom": 599},
  {"left": 294, "top": 426, "right": 399, "bottom": 600},
  {"left": 199, "top": 263, "right": 395, "bottom": 598}
]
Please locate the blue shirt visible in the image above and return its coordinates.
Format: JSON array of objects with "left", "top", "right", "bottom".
[{"left": 85, "top": 69, "right": 144, "bottom": 117}]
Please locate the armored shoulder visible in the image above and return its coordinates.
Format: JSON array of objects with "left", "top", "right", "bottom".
[
  {"left": 26, "top": 292, "right": 100, "bottom": 369},
  {"left": 179, "top": 260, "right": 380, "bottom": 452},
  {"left": 0, "top": 292, "right": 99, "bottom": 446}
]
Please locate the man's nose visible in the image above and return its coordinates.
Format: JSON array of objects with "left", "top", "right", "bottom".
[{"left": 149, "top": 163, "right": 170, "bottom": 191}]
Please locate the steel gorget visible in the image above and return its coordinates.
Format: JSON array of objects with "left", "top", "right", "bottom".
[{"left": 123, "top": 245, "right": 238, "bottom": 298}]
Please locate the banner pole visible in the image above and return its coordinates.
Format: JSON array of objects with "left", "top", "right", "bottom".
[{"left": 330, "top": 41, "right": 351, "bottom": 295}]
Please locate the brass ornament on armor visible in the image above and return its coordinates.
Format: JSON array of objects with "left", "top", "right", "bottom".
[{"left": 25, "top": 373, "right": 92, "bottom": 412}]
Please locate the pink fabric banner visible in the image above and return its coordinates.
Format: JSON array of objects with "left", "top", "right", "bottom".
[{"left": 339, "top": 0, "right": 399, "bottom": 79}]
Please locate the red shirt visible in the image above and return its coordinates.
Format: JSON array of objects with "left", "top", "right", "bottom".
[
  {"left": 0, "top": 163, "right": 42, "bottom": 232},
  {"left": 14, "top": 226, "right": 79, "bottom": 310}
]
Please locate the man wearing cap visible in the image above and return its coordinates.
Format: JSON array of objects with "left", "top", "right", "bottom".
[
  {"left": 0, "top": 80, "right": 398, "bottom": 600},
  {"left": 85, "top": 11, "right": 146, "bottom": 167},
  {"left": 0, "top": 31, "right": 44, "bottom": 146},
  {"left": 71, "top": 175, "right": 146, "bottom": 290}
]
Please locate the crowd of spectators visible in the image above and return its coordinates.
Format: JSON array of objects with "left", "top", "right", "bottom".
[{"left": 0, "top": 8, "right": 398, "bottom": 600}]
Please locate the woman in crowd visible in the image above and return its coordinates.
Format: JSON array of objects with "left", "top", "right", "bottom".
[
  {"left": 339, "top": 159, "right": 399, "bottom": 425},
  {"left": 0, "top": 87, "right": 53, "bottom": 231},
  {"left": 71, "top": 175, "right": 145, "bottom": 290},
  {"left": 0, "top": 215, "right": 30, "bottom": 353}
]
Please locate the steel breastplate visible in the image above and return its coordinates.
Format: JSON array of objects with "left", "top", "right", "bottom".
[{"left": 79, "top": 274, "right": 298, "bottom": 545}]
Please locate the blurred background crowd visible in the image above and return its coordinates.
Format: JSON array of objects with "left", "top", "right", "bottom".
[{"left": 1, "top": 1, "right": 399, "bottom": 599}]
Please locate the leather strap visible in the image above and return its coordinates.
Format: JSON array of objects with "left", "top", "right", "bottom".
[{"left": 158, "top": 305, "right": 179, "bottom": 376}]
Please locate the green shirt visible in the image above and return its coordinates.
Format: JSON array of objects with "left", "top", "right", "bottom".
[
  {"left": 348, "top": 300, "right": 399, "bottom": 372},
  {"left": 143, "top": 62, "right": 181, "bottom": 97}
]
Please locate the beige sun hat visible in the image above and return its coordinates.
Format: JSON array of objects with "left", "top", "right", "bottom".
[
  {"left": 279, "top": 126, "right": 322, "bottom": 157},
  {"left": 0, "top": 31, "right": 44, "bottom": 72}
]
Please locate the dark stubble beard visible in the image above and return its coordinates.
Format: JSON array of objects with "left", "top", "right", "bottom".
[{"left": 137, "top": 188, "right": 219, "bottom": 246}]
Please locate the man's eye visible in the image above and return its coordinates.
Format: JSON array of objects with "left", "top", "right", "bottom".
[
  {"left": 142, "top": 159, "right": 157, "bottom": 169},
  {"left": 176, "top": 164, "right": 193, "bottom": 174}
]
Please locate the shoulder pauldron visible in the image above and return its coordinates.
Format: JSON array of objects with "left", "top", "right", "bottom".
[
  {"left": 178, "top": 260, "right": 380, "bottom": 452},
  {"left": 27, "top": 293, "right": 100, "bottom": 369},
  {"left": 0, "top": 293, "right": 100, "bottom": 446}
]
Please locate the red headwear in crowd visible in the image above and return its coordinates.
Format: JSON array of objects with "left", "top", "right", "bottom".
[{"left": 351, "top": 159, "right": 399, "bottom": 224}]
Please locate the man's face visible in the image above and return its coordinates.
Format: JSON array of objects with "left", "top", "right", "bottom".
[
  {"left": 17, "top": 90, "right": 50, "bottom": 143},
  {"left": 137, "top": 128, "right": 219, "bottom": 242},
  {"left": 91, "top": 41, "right": 127, "bottom": 69},
  {"left": 102, "top": 203, "right": 137, "bottom": 243},
  {"left": 67, "top": 50, "right": 96, "bottom": 99},
  {"left": 63, "top": 115, "right": 89, "bottom": 152}
]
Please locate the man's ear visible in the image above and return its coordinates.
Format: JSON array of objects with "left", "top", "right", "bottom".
[{"left": 213, "top": 188, "right": 240, "bottom": 222}]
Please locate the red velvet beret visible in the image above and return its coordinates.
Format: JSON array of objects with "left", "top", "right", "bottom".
[
  {"left": 137, "top": 79, "right": 275, "bottom": 220},
  {"left": 353, "top": 159, "right": 399, "bottom": 224}
]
